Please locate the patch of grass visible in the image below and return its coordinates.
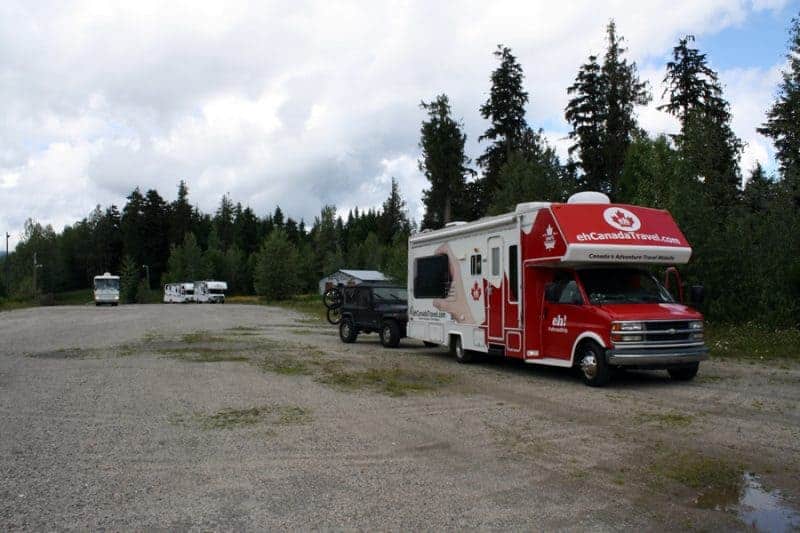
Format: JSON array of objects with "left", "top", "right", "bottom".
[
  {"left": 174, "top": 404, "right": 312, "bottom": 430},
  {"left": 317, "top": 366, "right": 454, "bottom": 396},
  {"left": 258, "top": 357, "right": 313, "bottom": 375},
  {"left": 650, "top": 452, "right": 743, "bottom": 496},
  {"left": 162, "top": 347, "right": 249, "bottom": 363},
  {"left": 636, "top": 411, "right": 696, "bottom": 428},
  {"left": 181, "top": 331, "right": 227, "bottom": 344},
  {"left": 225, "top": 295, "right": 261, "bottom": 305},
  {"left": 707, "top": 323, "right": 800, "bottom": 361}
]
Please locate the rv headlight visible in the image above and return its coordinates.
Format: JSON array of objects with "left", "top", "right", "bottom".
[
  {"left": 689, "top": 320, "right": 704, "bottom": 330},
  {"left": 612, "top": 321, "right": 643, "bottom": 332}
]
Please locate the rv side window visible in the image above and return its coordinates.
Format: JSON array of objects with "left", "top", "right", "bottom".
[
  {"left": 508, "top": 245, "right": 518, "bottom": 302},
  {"left": 491, "top": 247, "right": 500, "bottom": 276},
  {"left": 414, "top": 254, "right": 450, "bottom": 298},
  {"left": 470, "top": 254, "right": 482, "bottom": 276}
]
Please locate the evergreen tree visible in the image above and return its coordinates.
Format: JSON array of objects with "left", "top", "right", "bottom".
[
  {"left": 565, "top": 21, "right": 649, "bottom": 196},
  {"left": 253, "top": 230, "right": 299, "bottom": 300},
  {"left": 378, "top": 178, "right": 410, "bottom": 244},
  {"left": 743, "top": 163, "right": 774, "bottom": 213},
  {"left": 213, "top": 194, "right": 235, "bottom": 250},
  {"left": 141, "top": 189, "right": 170, "bottom": 287},
  {"left": 566, "top": 55, "right": 606, "bottom": 191},
  {"left": 119, "top": 255, "right": 139, "bottom": 303},
  {"left": 758, "top": 15, "right": 800, "bottom": 206},
  {"left": 478, "top": 45, "right": 529, "bottom": 207},
  {"left": 661, "top": 35, "right": 743, "bottom": 208},
  {"left": 419, "top": 94, "right": 472, "bottom": 229},
  {"left": 490, "top": 142, "right": 564, "bottom": 214},
  {"left": 169, "top": 181, "right": 193, "bottom": 245},
  {"left": 121, "top": 188, "right": 146, "bottom": 264},
  {"left": 601, "top": 21, "right": 650, "bottom": 196}
]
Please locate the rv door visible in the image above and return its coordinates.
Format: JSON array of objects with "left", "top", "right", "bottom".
[{"left": 487, "top": 235, "right": 504, "bottom": 342}]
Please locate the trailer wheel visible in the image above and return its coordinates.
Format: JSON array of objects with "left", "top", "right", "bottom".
[
  {"left": 423, "top": 341, "right": 438, "bottom": 348},
  {"left": 450, "top": 335, "right": 473, "bottom": 364},
  {"left": 380, "top": 320, "right": 401, "bottom": 348},
  {"left": 668, "top": 363, "right": 699, "bottom": 381},
  {"left": 339, "top": 318, "right": 358, "bottom": 343},
  {"left": 577, "top": 340, "right": 610, "bottom": 387}
]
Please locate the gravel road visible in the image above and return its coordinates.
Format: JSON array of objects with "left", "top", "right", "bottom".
[{"left": 1, "top": 304, "right": 799, "bottom": 530}]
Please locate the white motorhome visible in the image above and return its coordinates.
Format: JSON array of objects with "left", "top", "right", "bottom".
[
  {"left": 164, "top": 282, "right": 195, "bottom": 303},
  {"left": 407, "top": 192, "right": 708, "bottom": 386},
  {"left": 195, "top": 280, "right": 227, "bottom": 303},
  {"left": 93, "top": 272, "right": 120, "bottom": 306}
]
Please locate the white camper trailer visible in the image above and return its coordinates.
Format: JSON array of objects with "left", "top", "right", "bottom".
[
  {"left": 195, "top": 280, "right": 227, "bottom": 303},
  {"left": 163, "top": 282, "right": 195, "bottom": 303},
  {"left": 93, "top": 272, "right": 120, "bottom": 306}
]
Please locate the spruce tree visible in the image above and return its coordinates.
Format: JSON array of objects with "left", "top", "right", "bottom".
[
  {"left": 565, "top": 55, "right": 606, "bottom": 192},
  {"left": 565, "top": 21, "right": 649, "bottom": 197},
  {"left": 758, "top": 15, "right": 800, "bottom": 206},
  {"left": 419, "top": 94, "right": 472, "bottom": 229},
  {"left": 478, "top": 45, "right": 529, "bottom": 207},
  {"left": 661, "top": 35, "right": 742, "bottom": 208}
]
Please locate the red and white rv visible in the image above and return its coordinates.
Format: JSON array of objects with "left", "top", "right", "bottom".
[{"left": 407, "top": 191, "right": 708, "bottom": 386}]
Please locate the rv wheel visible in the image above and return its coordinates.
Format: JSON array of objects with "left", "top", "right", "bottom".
[
  {"left": 451, "top": 335, "right": 473, "bottom": 364},
  {"left": 339, "top": 318, "right": 358, "bottom": 343},
  {"left": 668, "top": 363, "right": 699, "bottom": 381},
  {"left": 423, "top": 341, "right": 438, "bottom": 348},
  {"left": 577, "top": 340, "right": 610, "bottom": 387},
  {"left": 379, "top": 320, "right": 401, "bottom": 348}
]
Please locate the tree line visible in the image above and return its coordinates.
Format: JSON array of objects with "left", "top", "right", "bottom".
[
  {"left": 418, "top": 18, "right": 800, "bottom": 326},
  {"left": 0, "top": 178, "right": 411, "bottom": 302},
  {"left": 2, "top": 17, "right": 799, "bottom": 325}
]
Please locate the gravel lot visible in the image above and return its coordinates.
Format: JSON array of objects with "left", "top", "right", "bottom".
[{"left": 1, "top": 304, "right": 799, "bottom": 530}]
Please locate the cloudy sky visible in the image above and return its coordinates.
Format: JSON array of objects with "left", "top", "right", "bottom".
[{"left": 1, "top": 0, "right": 796, "bottom": 249}]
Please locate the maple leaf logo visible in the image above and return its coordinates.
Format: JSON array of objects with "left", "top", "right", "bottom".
[{"left": 611, "top": 210, "right": 634, "bottom": 228}]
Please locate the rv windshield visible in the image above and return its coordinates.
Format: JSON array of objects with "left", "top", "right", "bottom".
[
  {"left": 372, "top": 287, "right": 408, "bottom": 303},
  {"left": 577, "top": 268, "right": 674, "bottom": 305},
  {"left": 94, "top": 279, "right": 120, "bottom": 291}
]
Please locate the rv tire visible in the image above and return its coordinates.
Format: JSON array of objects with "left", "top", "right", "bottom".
[
  {"left": 423, "top": 341, "right": 438, "bottom": 348},
  {"left": 451, "top": 335, "right": 473, "bottom": 364},
  {"left": 380, "top": 320, "right": 401, "bottom": 348},
  {"left": 577, "top": 340, "right": 610, "bottom": 387},
  {"left": 668, "top": 363, "right": 699, "bottom": 381},
  {"left": 339, "top": 318, "right": 358, "bottom": 343}
]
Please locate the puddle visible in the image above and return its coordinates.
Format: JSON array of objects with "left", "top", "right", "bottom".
[{"left": 696, "top": 472, "right": 800, "bottom": 532}]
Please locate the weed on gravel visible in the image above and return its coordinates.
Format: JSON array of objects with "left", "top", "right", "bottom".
[
  {"left": 182, "top": 331, "right": 228, "bottom": 344},
  {"left": 161, "top": 347, "right": 250, "bottom": 363},
  {"left": 317, "top": 366, "right": 455, "bottom": 396},
  {"left": 649, "top": 451, "right": 743, "bottom": 502},
  {"left": 171, "top": 404, "right": 312, "bottom": 430}
]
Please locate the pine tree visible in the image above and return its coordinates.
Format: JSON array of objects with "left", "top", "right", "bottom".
[
  {"left": 661, "top": 35, "right": 742, "bottom": 208},
  {"left": 253, "top": 230, "right": 299, "bottom": 300},
  {"left": 565, "top": 21, "right": 649, "bottom": 197},
  {"left": 169, "top": 181, "right": 193, "bottom": 245},
  {"left": 378, "top": 178, "right": 410, "bottom": 244},
  {"left": 478, "top": 45, "right": 529, "bottom": 207},
  {"left": 743, "top": 163, "right": 774, "bottom": 213},
  {"left": 601, "top": 21, "right": 650, "bottom": 196},
  {"left": 419, "top": 94, "right": 472, "bottom": 229},
  {"left": 119, "top": 255, "right": 139, "bottom": 303},
  {"left": 758, "top": 15, "right": 800, "bottom": 206}
]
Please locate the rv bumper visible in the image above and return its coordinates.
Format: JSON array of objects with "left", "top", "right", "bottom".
[{"left": 606, "top": 345, "right": 709, "bottom": 367}]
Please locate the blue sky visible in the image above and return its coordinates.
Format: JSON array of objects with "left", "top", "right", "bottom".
[{"left": 0, "top": 1, "right": 797, "bottom": 250}]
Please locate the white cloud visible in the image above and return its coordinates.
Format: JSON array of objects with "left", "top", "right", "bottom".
[{"left": 0, "top": 0, "right": 787, "bottom": 249}]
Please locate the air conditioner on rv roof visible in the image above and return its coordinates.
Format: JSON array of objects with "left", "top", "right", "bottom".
[{"left": 567, "top": 191, "right": 610, "bottom": 204}]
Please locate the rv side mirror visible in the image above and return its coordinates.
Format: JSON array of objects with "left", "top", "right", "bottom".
[
  {"left": 689, "top": 285, "right": 705, "bottom": 305},
  {"left": 544, "top": 282, "right": 559, "bottom": 302}
]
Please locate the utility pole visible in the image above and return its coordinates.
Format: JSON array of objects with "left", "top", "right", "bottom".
[
  {"left": 32, "top": 252, "right": 42, "bottom": 299},
  {"left": 4, "top": 232, "right": 9, "bottom": 296}
]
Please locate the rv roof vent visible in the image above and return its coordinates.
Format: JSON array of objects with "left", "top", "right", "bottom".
[
  {"left": 444, "top": 221, "right": 467, "bottom": 227},
  {"left": 515, "top": 202, "right": 551, "bottom": 214},
  {"left": 567, "top": 191, "right": 610, "bottom": 204}
]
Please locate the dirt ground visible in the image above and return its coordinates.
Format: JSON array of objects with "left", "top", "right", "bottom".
[{"left": 0, "top": 304, "right": 798, "bottom": 530}]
